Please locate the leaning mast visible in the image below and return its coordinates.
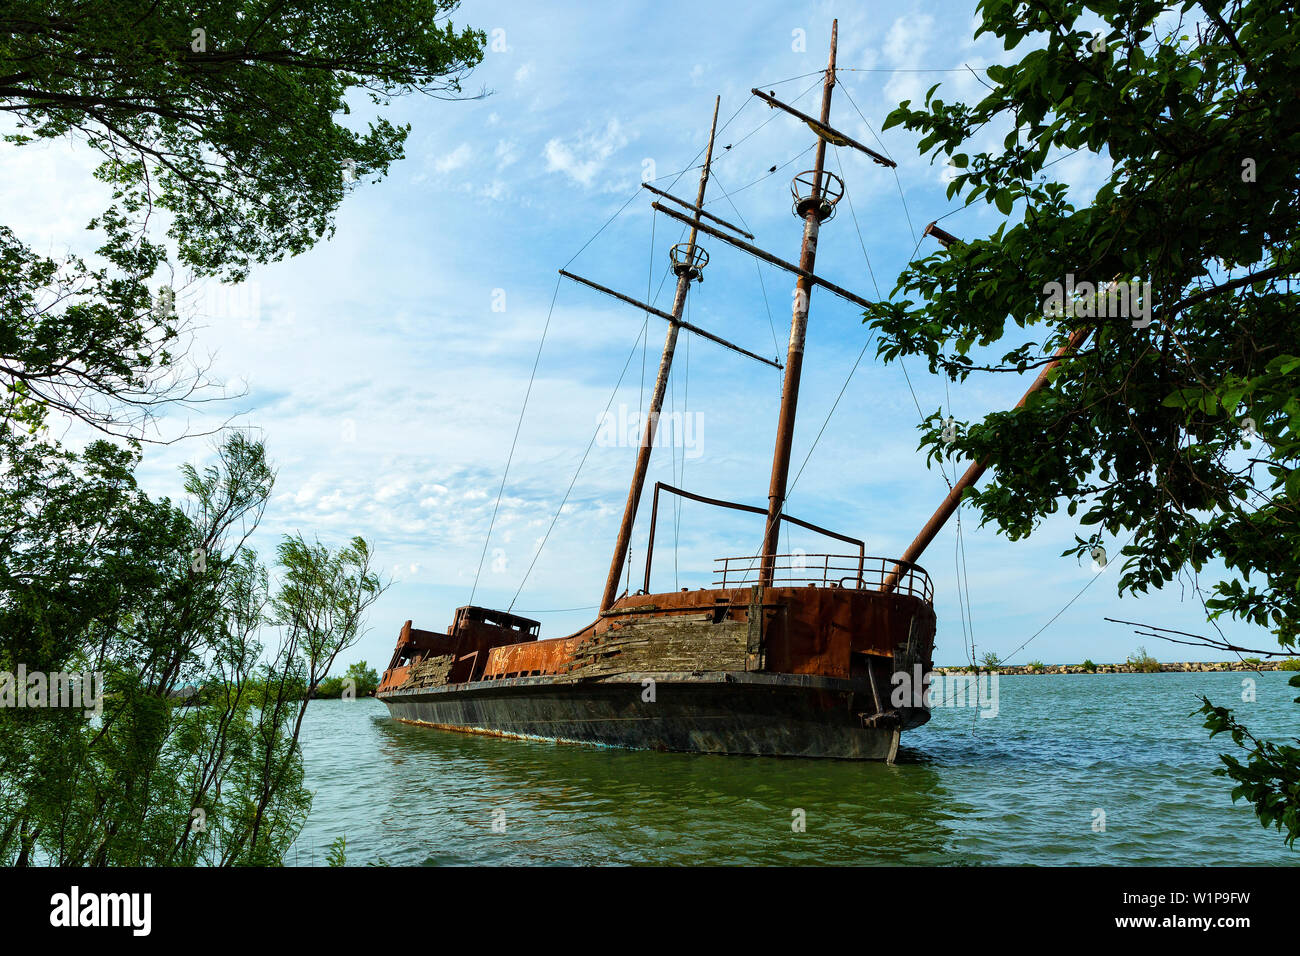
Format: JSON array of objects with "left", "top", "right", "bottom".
[
  {"left": 560, "top": 94, "right": 782, "bottom": 614},
  {"left": 597, "top": 97, "right": 721, "bottom": 614}
]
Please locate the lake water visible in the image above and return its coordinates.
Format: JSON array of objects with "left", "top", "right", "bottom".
[{"left": 289, "top": 671, "right": 1299, "bottom": 866}]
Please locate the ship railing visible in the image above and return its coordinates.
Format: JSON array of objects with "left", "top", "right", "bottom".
[
  {"left": 644, "top": 481, "right": 865, "bottom": 590},
  {"left": 713, "top": 553, "right": 933, "bottom": 603}
]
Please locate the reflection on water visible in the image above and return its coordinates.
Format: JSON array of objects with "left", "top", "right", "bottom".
[{"left": 291, "top": 672, "right": 1299, "bottom": 866}]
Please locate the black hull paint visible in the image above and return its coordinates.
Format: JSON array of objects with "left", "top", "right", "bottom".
[{"left": 378, "top": 671, "right": 924, "bottom": 761}]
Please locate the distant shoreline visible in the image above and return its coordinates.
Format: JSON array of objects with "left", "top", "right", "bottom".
[{"left": 933, "top": 661, "right": 1296, "bottom": 675}]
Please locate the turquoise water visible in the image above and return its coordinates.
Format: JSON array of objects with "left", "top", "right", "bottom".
[{"left": 290, "top": 672, "right": 1299, "bottom": 865}]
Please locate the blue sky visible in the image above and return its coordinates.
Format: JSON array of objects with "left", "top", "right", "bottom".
[{"left": 3, "top": 0, "right": 1255, "bottom": 668}]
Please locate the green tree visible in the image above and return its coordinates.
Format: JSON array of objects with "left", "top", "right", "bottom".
[
  {"left": 0, "top": 223, "right": 174, "bottom": 436},
  {"left": 865, "top": 0, "right": 1298, "bottom": 842},
  {"left": 1199, "top": 686, "right": 1300, "bottom": 847},
  {"left": 1, "top": 1, "right": 480, "bottom": 862},
  {"left": 1, "top": 0, "right": 483, "bottom": 278},
  {"left": 315, "top": 661, "right": 378, "bottom": 699},
  {"left": 0, "top": 431, "right": 386, "bottom": 865},
  {"left": 326, "top": 835, "right": 348, "bottom": 867},
  {"left": 1126, "top": 646, "right": 1162, "bottom": 673},
  {"left": 1, "top": 1, "right": 485, "bottom": 436},
  {"left": 344, "top": 661, "right": 380, "bottom": 697}
]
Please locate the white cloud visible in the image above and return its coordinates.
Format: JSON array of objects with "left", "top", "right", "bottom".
[
  {"left": 433, "top": 143, "right": 472, "bottom": 174},
  {"left": 880, "top": 13, "right": 939, "bottom": 107},
  {"left": 494, "top": 139, "right": 519, "bottom": 169},
  {"left": 543, "top": 119, "right": 631, "bottom": 188},
  {"left": 884, "top": 13, "right": 935, "bottom": 66}
]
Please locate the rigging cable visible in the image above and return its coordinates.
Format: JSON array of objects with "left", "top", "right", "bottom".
[
  {"left": 473, "top": 169, "right": 667, "bottom": 606},
  {"left": 703, "top": 165, "right": 784, "bottom": 362},
  {"left": 960, "top": 510, "right": 977, "bottom": 662},
  {"left": 984, "top": 531, "right": 1138, "bottom": 669},
  {"left": 469, "top": 276, "right": 560, "bottom": 606},
  {"left": 954, "top": 510, "right": 974, "bottom": 666},
  {"left": 511, "top": 180, "right": 694, "bottom": 608},
  {"left": 491, "top": 100, "right": 746, "bottom": 609},
  {"left": 659, "top": 95, "right": 755, "bottom": 194},
  {"left": 732, "top": 142, "right": 914, "bottom": 575},
  {"left": 787, "top": 332, "right": 877, "bottom": 497},
  {"left": 556, "top": 89, "right": 768, "bottom": 282},
  {"left": 838, "top": 81, "right": 917, "bottom": 247},
  {"left": 507, "top": 311, "right": 653, "bottom": 612},
  {"left": 734, "top": 332, "right": 878, "bottom": 580},
  {"left": 721, "top": 143, "right": 816, "bottom": 199},
  {"left": 710, "top": 76, "right": 825, "bottom": 167},
  {"left": 835, "top": 66, "right": 995, "bottom": 73},
  {"left": 517, "top": 250, "right": 677, "bottom": 610},
  {"left": 755, "top": 69, "right": 833, "bottom": 88},
  {"left": 836, "top": 140, "right": 980, "bottom": 659},
  {"left": 834, "top": 105, "right": 973, "bottom": 662},
  {"left": 832, "top": 146, "right": 882, "bottom": 301}
]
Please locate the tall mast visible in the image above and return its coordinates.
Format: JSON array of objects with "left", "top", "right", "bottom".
[
  {"left": 760, "top": 20, "right": 838, "bottom": 586},
  {"left": 599, "top": 95, "right": 722, "bottom": 613}
]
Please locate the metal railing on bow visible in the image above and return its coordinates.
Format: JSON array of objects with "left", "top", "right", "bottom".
[{"left": 713, "top": 553, "right": 933, "bottom": 603}]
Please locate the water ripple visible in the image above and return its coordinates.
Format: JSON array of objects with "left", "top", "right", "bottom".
[{"left": 290, "top": 672, "right": 1299, "bottom": 866}]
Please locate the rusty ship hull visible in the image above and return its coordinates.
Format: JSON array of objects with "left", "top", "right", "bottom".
[
  {"left": 377, "top": 571, "right": 936, "bottom": 762},
  {"left": 380, "top": 672, "right": 906, "bottom": 760}
]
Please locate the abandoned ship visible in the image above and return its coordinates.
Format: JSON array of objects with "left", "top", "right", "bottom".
[{"left": 377, "top": 22, "right": 1076, "bottom": 761}]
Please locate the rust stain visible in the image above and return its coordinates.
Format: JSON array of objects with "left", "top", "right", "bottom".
[
  {"left": 379, "top": 583, "right": 933, "bottom": 696},
  {"left": 390, "top": 717, "right": 624, "bottom": 749}
]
